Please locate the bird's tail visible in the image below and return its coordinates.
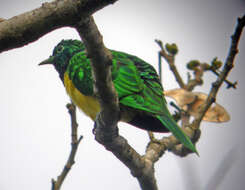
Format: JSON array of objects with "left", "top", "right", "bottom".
[{"left": 156, "top": 115, "right": 198, "bottom": 154}]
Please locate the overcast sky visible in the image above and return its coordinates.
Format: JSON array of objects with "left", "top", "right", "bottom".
[{"left": 0, "top": 0, "right": 244, "bottom": 190}]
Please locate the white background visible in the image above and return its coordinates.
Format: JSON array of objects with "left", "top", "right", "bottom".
[{"left": 0, "top": 0, "right": 244, "bottom": 189}]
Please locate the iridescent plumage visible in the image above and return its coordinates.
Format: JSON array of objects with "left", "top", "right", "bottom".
[{"left": 39, "top": 39, "right": 196, "bottom": 153}]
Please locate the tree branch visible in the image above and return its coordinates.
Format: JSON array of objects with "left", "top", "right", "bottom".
[
  {"left": 186, "top": 64, "right": 204, "bottom": 91},
  {"left": 0, "top": 0, "right": 118, "bottom": 53},
  {"left": 52, "top": 103, "right": 83, "bottom": 190},
  {"left": 191, "top": 15, "right": 245, "bottom": 129},
  {"left": 210, "top": 69, "right": 237, "bottom": 89},
  {"left": 155, "top": 39, "right": 186, "bottom": 89},
  {"left": 1, "top": 0, "right": 243, "bottom": 188},
  {"left": 75, "top": 16, "right": 159, "bottom": 190},
  {"left": 145, "top": 14, "right": 245, "bottom": 160},
  {"left": 76, "top": 17, "right": 119, "bottom": 129},
  {"left": 175, "top": 14, "right": 245, "bottom": 154},
  {"left": 1, "top": 1, "right": 158, "bottom": 189}
]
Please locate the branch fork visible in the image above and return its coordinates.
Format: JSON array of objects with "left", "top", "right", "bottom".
[
  {"left": 1, "top": 1, "right": 244, "bottom": 189},
  {"left": 51, "top": 103, "right": 83, "bottom": 190}
]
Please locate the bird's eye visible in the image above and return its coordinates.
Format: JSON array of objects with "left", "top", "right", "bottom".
[{"left": 57, "top": 46, "right": 64, "bottom": 53}]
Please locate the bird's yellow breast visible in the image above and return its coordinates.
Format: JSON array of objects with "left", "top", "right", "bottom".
[{"left": 64, "top": 72, "right": 100, "bottom": 120}]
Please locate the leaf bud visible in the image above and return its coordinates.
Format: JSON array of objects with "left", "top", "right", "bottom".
[
  {"left": 165, "top": 43, "right": 178, "bottom": 55},
  {"left": 186, "top": 60, "right": 200, "bottom": 70},
  {"left": 202, "top": 63, "right": 211, "bottom": 71},
  {"left": 211, "top": 57, "right": 223, "bottom": 70}
]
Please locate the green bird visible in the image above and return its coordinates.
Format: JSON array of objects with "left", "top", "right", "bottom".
[{"left": 39, "top": 39, "right": 197, "bottom": 153}]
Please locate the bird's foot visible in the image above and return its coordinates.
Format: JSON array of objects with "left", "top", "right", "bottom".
[
  {"left": 93, "top": 112, "right": 119, "bottom": 143},
  {"left": 93, "top": 113, "right": 103, "bottom": 135}
]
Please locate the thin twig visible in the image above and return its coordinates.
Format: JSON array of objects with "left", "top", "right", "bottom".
[
  {"left": 191, "top": 15, "right": 245, "bottom": 129},
  {"left": 155, "top": 39, "right": 186, "bottom": 89},
  {"left": 173, "top": 15, "right": 245, "bottom": 154},
  {"left": 158, "top": 52, "right": 162, "bottom": 83},
  {"left": 155, "top": 38, "right": 237, "bottom": 91},
  {"left": 186, "top": 65, "right": 204, "bottom": 91},
  {"left": 52, "top": 103, "right": 83, "bottom": 190},
  {"left": 210, "top": 69, "right": 237, "bottom": 89},
  {"left": 144, "top": 15, "right": 245, "bottom": 160}
]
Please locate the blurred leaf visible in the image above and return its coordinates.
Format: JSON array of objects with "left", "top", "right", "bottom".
[
  {"left": 186, "top": 60, "right": 200, "bottom": 70},
  {"left": 202, "top": 63, "right": 211, "bottom": 71},
  {"left": 165, "top": 89, "right": 230, "bottom": 123},
  {"left": 165, "top": 88, "right": 195, "bottom": 107}
]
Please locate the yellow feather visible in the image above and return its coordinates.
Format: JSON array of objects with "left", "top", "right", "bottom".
[{"left": 64, "top": 72, "right": 100, "bottom": 120}]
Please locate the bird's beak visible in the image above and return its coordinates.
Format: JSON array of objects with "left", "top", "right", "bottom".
[{"left": 38, "top": 56, "right": 55, "bottom": 66}]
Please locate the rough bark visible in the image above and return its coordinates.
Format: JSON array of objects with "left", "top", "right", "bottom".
[
  {"left": 0, "top": 1, "right": 244, "bottom": 189},
  {"left": 0, "top": 0, "right": 117, "bottom": 53}
]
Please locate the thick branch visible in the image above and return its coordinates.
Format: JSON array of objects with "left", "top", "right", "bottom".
[
  {"left": 52, "top": 103, "right": 83, "bottom": 190},
  {"left": 75, "top": 16, "right": 158, "bottom": 190},
  {"left": 76, "top": 17, "right": 119, "bottom": 127},
  {"left": 0, "top": 0, "right": 117, "bottom": 53}
]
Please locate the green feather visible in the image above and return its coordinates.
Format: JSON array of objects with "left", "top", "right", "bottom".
[
  {"left": 40, "top": 39, "right": 197, "bottom": 154},
  {"left": 156, "top": 115, "right": 197, "bottom": 154}
]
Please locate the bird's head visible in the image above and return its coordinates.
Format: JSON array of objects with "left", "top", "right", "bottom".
[{"left": 39, "top": 39, "right": 85, "bottom": 80}]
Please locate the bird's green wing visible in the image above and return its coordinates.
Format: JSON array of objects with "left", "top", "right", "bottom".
[
  {"left": 65, "top": 49, "right": 197, "bottom": 153},
  {"left": 67, "top": 51, "right": 94, "bottom": 96},
  {"left": 111, "top": 51, "right": 197, "bottom": 153},
  {"left": 111, "top": 51, "right": 164, "bottom": 114},
  {"left": 156, "top": 115, "right": 197, "bottom": 154}
]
